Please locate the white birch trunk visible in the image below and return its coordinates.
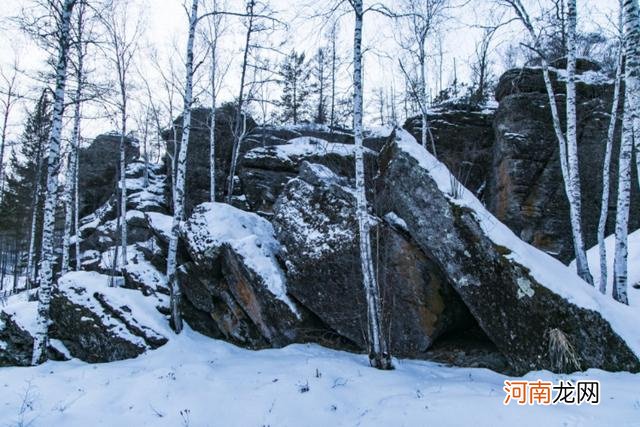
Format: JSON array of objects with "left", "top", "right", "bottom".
[
  {"left": 73, "top": 141, "right": 80, "bottom": 270},
  {"left": 613, "top": 99, "right": 633, "bottom": 305},
  {"left": 32, "top": 0, "right": 76, "bottom": 365},
  {"left": 167, "top": 0, "right": 198, "bottom": 333},
  {"left": 352, "top": 0, "right": 391, "bottom": 370},
  {"left": 61, "top": 71, "right": 83, "bottom": 275},
  {"left": 26, "top": 146, "right": 44, "bottom": 288},
  {"left": 119, "top": 122, "right": 127, "bottom": 268},
  {"left": 209, "top": 33, "right": 217, "bottom": 202},
  {"left": 597, "top": 40, "right": 624, "bottom": 294},
  {"left": 613, "top": 0, "right": 640, "bottom": 304},
  {"left": 226, "top": 2, "right": 253, "bottom": 203},
  {"left": 622, "top": 0, "right": 640, "bottom": 189},
  {"left": 565, "top": 0, "right": 593, "bottom": 285},
  {"left": 513, "top": 0, "right": 592, "bottom": 284}
]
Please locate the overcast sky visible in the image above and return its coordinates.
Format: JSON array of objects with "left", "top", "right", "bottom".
[{"left": 0, "top": 0, "right": 620, "bottom": 146}]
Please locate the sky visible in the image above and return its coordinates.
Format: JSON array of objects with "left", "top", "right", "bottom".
[{"left": 0, "top": 0, "right": 620, "bottom": 148}]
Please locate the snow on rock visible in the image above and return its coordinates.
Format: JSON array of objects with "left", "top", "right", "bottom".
[
  {"left": 181, "top": 202, "right": 297, "bottom": 315},
  {"left": 243, "top": 136, "right": 374, "bottom": 171},
  {"left": 376, "top": 129, "right": 640, "bottom": 373},
  {"left": 50, "top": 271, "right": 169, "bottom": 363},
  {"left": 272, "top": 161, "right": 473, "bottom": 359},
  {"left": 145, "top": 211, "right": 173, "bottom": 243}
]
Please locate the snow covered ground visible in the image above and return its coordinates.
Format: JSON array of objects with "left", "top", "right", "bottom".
[
  {"left": 1, "top": 327, "right": 638, "bottom": 427},
  {"left": 571, "top": 229, "right": 640, "bottom": 307}
]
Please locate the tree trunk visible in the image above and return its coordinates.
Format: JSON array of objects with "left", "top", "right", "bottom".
[
  {"left": 209, "top": 34, "right": 217, "bottom": 202},
  {"left": 168, "top": 0, "right": 199, "bottom": 333},
  {"left": 32, "top": 0, "right": 76, "bottom": 366},
  {"left": 119, "top": 115, "right": 127, "bottom": 269},
  {"left": 597, "top": 38, "right": 624, "bottom": 294},
  {"left": 62, "top": 72, "right": 83, "bottom": 275},
  {"left": 613, "top": 98, "right": 633, "bottom": 305},
  {"left": 622, "top": 0, "right": 640, "bottom": 188},
  {"left": 226, "top": 0, "right": 254, "bottom": 203},
  {"left": 565, "top": 0, "right": 593, "bottom": 285},
  {"left": 351, "top": 0, "right": 392, "bottom": 370}
]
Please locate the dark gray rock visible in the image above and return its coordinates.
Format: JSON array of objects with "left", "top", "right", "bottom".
[
  {"left": 491, "top": 90, "right": 640, "bottom": 261},
  {"left": 375, "top": 133, "right": 640, "bottom": 374},
  {"left": 179, "top": 203, "right": 313, "bottom": 348},
  {"left": 78, "top": 133, "right": 139, "bottom": 218},
  {"left": 50, "top": 274, "right": 168, "bottom": 363},
  {"left": 404, "top": 109, "right": 495, "bottom": 199},
  {"left": 272, "top": 162, "right": 473, "bottom": 358}
]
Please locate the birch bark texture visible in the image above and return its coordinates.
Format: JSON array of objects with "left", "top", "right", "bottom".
[
  {"left": 613, "top": 0, "right": 640, "bottom": 304},
  {"left": 597, "top": 6, "right": 624, "bottom": 294},
  {"left": 62, "top": 2, "right": 85, "bottom": 275},
  {"left": 167, "top": 0, "right": 199, "bottom": 333},
  {"left": 32, "top": 0, "right": 77, "bottom": 365},
  {"left": 350, "top": 0, "right": 392, "bottom": 370}
]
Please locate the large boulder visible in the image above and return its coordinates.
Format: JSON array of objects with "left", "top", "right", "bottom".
[
  {"left": 375, "top": 130, "right": 640, "bottom": 374},
  {"left": 49, "top": 271, "right": 169, "bottom": 363},
  {"left": 272, "top": 162, "right": 473, "bottom": 357},
  {"left": 179, "top": 202, "right": 309, "bottom": 347}
]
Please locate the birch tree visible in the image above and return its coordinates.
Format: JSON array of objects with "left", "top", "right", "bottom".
[
  {"left": 348, "top": 0, "right": 392, "bottom": 370},
  {"left": 501, "top": 0, "right": 593, "bottom": 284},
  {"left": 32, "top": 0, "right": 77, "bottom": 366},
  {"left": 100, "top": 0, "right": 143, "bottom": 270},
  {"left": 397, "top": 0, "right": 450, "bottom": 150},
  {"left": 167, "top": 0, "right": 197, "bottom": 332},
  {"left": 61, "top": 0, "right": 87, "bottom": 275},
  {"left": 612, "top": 0, "right": 640, "bottom": 304},
  {"left": 596, "top": 4, "right": 624, "bottom": 294},
  {"left": 203, "top": 0, "right": 227, "bottom": 202},
  {"left": 226, "top": 0, "right": 256, "bottom": 203},
  {"left": 0, "top": 61, "right": 20, "bottom": 201}
]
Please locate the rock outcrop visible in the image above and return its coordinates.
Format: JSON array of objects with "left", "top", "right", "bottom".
[
  {"left": 491, "top": 67, "right": 640, "bottom": 261},
  {"left": 178, "top": 202, "right": 310, "bottom": 347},
  {"left": 375, "top": 130, "right": 640, "bottom": 374},
  {"left": 406, "top": 65, "right": 640, "bottom": 262},
  {"left": 49, "top": 272, "right": 168, "bottom": 363},
  {"left": 272, "top": 162, "right": 473, "bottom": 357}
]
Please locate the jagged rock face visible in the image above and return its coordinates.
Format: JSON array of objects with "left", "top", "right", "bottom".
[
  {"left": 165, "top": 106, "right": 258, "bottom": 214},
  {"left": 49, "top": 272, "right": 168, "bottom": 363},
  {"left": 0, "top": 311, "right": 35, "bottom": 366},
  {"left": 165, "top": 107, "right": 382, "bottom": 217},
  {"left": 239, "top": 138, "right": 377, "bottom": 216},
  {"left": 272, "top": 162, "right": 473, "bottom": 358},
  {"left": 78, "top": 133, "right": 139, "bottom": 218},
  {"left": 404, "top": 110, "right": 495, "bottom": 199},
  {"left": 376, "top": 134, "right": 640, "bottom": 375},
  {"left": 491, "top": 71, "right": 640, "bottom": 261},
  {"left": 178, "top": 202, "right": 313, "bottom": 348},
  {"left": 494, "top": 59, "right": 604, "bottom": 102}
]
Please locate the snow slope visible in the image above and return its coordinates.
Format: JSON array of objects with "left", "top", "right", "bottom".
[
  {"left": 0, "top": 327, "right": 638, "bottom": 427},
  {"left": 570, "top": 229, "right": 640, "bottom": 307},
  {"left": 394, "top": 129, "right": 640, "bottom": 358}
]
